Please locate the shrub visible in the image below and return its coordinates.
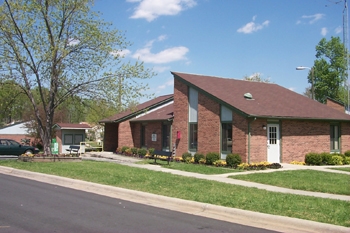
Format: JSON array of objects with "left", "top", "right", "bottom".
[
  {"left": 330, "top": 155, "right": 343, "bottom": 165},
  {"left": 198, "top": 158, "right": 206, "bottom": 164},
  {"left": 343, "top": 156, "right": 350, "bottom": 165},
  {"left": 131, "top": 147, "right": 138, "bottom": 155},
  {"left": 121, "top": 146, "right": 130, "bottom": 153},
  {"left": 344, "top": 150, "right": 350, "bottom": 157},
  {"left": 213, "top": 160, "right": 226, "bottom": 167},
  {"left": 148, "top": 148, "right": 155, "bottom": 156},
  {"left": 226, "top": 153, "right": 242, "bottom": 168},
  {"left": 321, "top": 152, "right": 333, "bottom": 165},
  {"left": 137, "top": 148, "right": 147, "bottom": 157},
  {"left": 182, "top": 152, "right": 192, "bottom": 162},
  {"left": 205, "top": 152, "right": 220, "bottom": 165},
  {"left": 194, "top": 152, "right": 205, "bottom": 163},
  {"left": 305, "top": 152, "right": 322, "bottom": 165},
  {"left": 267, "top": 163, "right": 282, "bottom": 169}
]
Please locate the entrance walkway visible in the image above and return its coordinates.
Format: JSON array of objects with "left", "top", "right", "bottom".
[{"left": 82, "top": 152, "right": 350, "bottom": 201}]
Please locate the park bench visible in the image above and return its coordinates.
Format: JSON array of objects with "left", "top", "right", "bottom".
[
  {"left": 66, "top": 145, "right": 80, "bottom": 155},
  {"left": 151, "top": 150, "right": 173, "bottom": 165}
]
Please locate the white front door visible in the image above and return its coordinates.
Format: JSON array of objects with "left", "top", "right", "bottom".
[{"left": 267, "top": 124, "right": 280, "bottom": 163}]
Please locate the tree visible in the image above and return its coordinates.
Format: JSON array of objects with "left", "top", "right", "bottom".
[
  {"left": 0, "top": 0, "right": 154, "bottom": 155},
  {"left": 310, "top": 37, "right": 348, "bottom": 104},
  {"left": 243, "top": 73, "right": 272, "bottom": 83}
]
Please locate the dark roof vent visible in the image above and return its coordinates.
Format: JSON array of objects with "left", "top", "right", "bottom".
[{"left": 244, "top": 93, "right": 253, "bottom": 100}]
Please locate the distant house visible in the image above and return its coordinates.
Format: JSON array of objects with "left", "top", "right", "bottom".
[
  {"left": 53, "top": 123, "right": 91, "bottom": 154},
  {"left": 101, "top": 72, "right": 350, "bottom": 163},
  {"left": 0, "top": 121, "right": 34, "bottom": 144}
]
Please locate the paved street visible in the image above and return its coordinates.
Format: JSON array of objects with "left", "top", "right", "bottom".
[{"left": 0, "top": 174, "right": 280, "bottom": 233}]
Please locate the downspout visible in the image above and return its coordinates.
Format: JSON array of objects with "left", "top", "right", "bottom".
[{"left": 248, "top": 117, "right": 256, "bottom": 164}]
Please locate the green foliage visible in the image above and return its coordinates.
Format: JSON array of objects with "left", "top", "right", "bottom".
[
  {"left": 226, "top": 153, "right": 242, "bottom": 168},
  {"left": 137, "top": 148, "right": 147, "bottom": 157},
  {"left": 182, "top": 152, "right": 192, "bottom": 162},
  {"left": 330, "top": 156, "right": 343, "bottom": 165},
  {"left": 205, "top": 152, "right": 220, "bottom": 165},
  {"left": 193, "top": 152, "right": 205, "bottom": 163},
  {"left": 121, "top": 146, "right": 129, "bottom": 153},
  {"left": 311, "top": 37, "right": 348, "bottom": 104},
  {"left": 343, "top": 157, "right": 350, "bottom": 165},
  {"left": 321, "top": 152, "right": 333, "bottom": 165},
  {"left": 148, "top": 148, "right": 155, "bottom": 156},
  {"left": 344, "top": 150, "right": 350, "bottom": 157},
  {"left": 305, "top": 152, "right": 322, "bottom": 165},
  {"left": 131, "top": 147, "right": 138, "bottom": 155}
]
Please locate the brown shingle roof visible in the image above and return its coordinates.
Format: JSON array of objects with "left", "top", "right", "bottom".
[
  {"left": 172, "top": 71, "right": 350, "bottom": 121},
  {"left": 53, "top": 123, "right": 91, "bottom": 129},
  {"left": 99, "top": 94, "right": 174, "bottom": 123},
  {"left": 130, "top": 103, "right": 173, "bottom": 122}
]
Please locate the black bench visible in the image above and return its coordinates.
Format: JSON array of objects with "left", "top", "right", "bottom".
[
  {"left": 66, "top": 145, "right": 80, "bottom": 155},
  {"left": 151, "top": 150, "right": 173, "bottom": 164}
]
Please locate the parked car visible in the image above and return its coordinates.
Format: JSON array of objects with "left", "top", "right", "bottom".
[{"left": 0, "top": 139, "right": 39, "bottom": 156}]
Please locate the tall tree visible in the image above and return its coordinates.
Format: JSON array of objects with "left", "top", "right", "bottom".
[
  {"left": 310, "top": 37, "right": 348, "bottom": 104},
  {"left": 0, "top": 0, "right": 154, "bottom": 155}
]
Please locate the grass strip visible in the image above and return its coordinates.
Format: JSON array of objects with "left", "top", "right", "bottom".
[
  {"left": 329, "top": 167, "right": 350, "bottom": 172},
  {"left": 0, "top": 160, "right": 349, "bottom": 227},
  {"left": 138, "top": 159, "right": 243, "bottom": 174},
  {"left": 229, "top": 169, "right": 350, "bottom": 195}
]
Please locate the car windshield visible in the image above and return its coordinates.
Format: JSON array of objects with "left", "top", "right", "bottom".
[{"left": 8, "top": 140, "right": 20, "bottom": 146}]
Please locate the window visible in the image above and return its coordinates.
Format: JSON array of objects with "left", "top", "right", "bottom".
[
  {"left": 189, "top": 123, "right": 198, "bottom": 150},
  {"left": 330, "top": 124, "right": 340, "bottom": 151},
  {"left": 162, "top": 124, "right": 171, "bottom": 150},
  {"left": 64, "top": 134, "right": 73, "bottom": 145},
  {"left": 141, "top": 124, "right": 146, "bottom": 147},
  {"left": 221, "top": 123, "right": 232, "bottom": 152},
  {"left": 74, "top": 134, "right": 83, "bottom": 144}
]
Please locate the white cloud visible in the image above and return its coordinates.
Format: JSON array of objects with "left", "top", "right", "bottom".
[
  {"left": 321, "top": 27, "right": 328, "bottom": 36},
  {"left": 157, "top": 79, "right": 174, "bottom": 90},
  {"left": 335, "top": 26, "right": 342, "bottom": 34},
  {"left": 67, "top": 38, "right": 80, "bottom": 46},
  {"left": 237, "top": 16, "right": 270, "bottom": 34},
  {"left": 132, "top": 35, "right": 189, "bottom": 64},
  {"left": 153, "top": 66, "right": 171, "bottom": 73},
  {"left": 127, "top": 0, "right": 197, "bottom": 22},
  {"left": 300, "top": 14, "right": 324, "bottom": 24}
]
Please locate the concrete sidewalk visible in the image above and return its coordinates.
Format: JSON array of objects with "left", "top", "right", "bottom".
[{"left": 82, "top": 152, "right": 350, "bottom": 201}]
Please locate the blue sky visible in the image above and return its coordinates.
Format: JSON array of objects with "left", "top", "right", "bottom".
[{"left": 93, "top": 0, "right": 347, "bottom": 102}]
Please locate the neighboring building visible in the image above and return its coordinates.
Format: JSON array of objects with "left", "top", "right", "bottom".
[
  {"left": 0, "top": 121, "right": 35, "bottom": 144},
  {"left": 53, "top": 123, "right": 91, "bottom": 154},
  {"left": 101, "top": 72, "right": 350, "bottom": 163}
]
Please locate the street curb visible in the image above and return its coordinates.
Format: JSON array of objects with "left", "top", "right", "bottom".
[{"left": 0, "top": 166, "right": 348, "bottom": 233}]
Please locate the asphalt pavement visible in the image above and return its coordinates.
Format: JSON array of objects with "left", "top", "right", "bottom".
[{"left": 0, "top": 151, "right": 349, "bottom": 233}]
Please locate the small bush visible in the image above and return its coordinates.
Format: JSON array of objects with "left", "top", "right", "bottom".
[
  {"left": 267, "top": 163, "right": 282, "bottom": 169},
  {"left": 226, "top": 153, "right": 242, "bottom": 168},
  {"left": 137, "top": 148, "right": 147, "bottom": 157},
  {"left": 198, "top": 158, "right": 206, "bottom": 164},
  {"left": 305, "top": 152, "right": 322, "bottom": 165},
  {"left": 131, "top": 147, "right": 138, "bottom": 155},
  {"left": 148, "top": 148, "right": 155, "bottom": 156},
  {"left": 194, "top": 152, "right": 205, "bottom": 163},
  {"left": 321, "top": 152, "right": 333, "bottom": 165},
  {"left": 182, "top": 152, "right": 192, "bottom": 162},
  {"left": 343, "top": 156, "right": 350, "bottom": 165},
  {"left": 330, "top": 155, "right": 343, "bottom": 165},
  {"left": 205, "top": 152, "right": 220, "bottom": 165},
  {"left": 213, "top": 160, "right": 226, "bottom": 167},
  {"left": 121, "top": 146, "right": 130, "bottom": 153},
  {"left": 344, "top": 150, "right": 350, "bottom": 157}
]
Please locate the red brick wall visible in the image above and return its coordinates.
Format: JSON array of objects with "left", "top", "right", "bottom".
[
  {"left": 341, "top": 122, "right": 350, "bottom": 152},
  {"left": 144, "top": 121, "right": 163, "bottom": 150},
  {"left": 103, "top": 122, "right": 119, "bottom": 151},
  {"left": 172, "top": 79, "right": 189, "bottom": 157},
  {"left": 232, "top": 113, "right": 248, "bottom": 162},
  {"left": 132, "top": 122, "right": 141, "bottom": 148},
  {"left": 281, "top": 120, "right": 329, "bottom": 162},
  {"left": 197, "top": 92, "right": 220, "bottom": 154},
  {"left": 249, "top": 119, "right": 268, "bottom": 163},
  {"left": 118, "top": 120, "right": 134, "bottom": 148},
  {"left": 326, "top": 99, "right": 345, "bottom": 113}
]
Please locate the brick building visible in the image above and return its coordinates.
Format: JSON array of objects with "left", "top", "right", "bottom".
[{"left": 100, "top": 72, "right": 350, "bottom": 163}]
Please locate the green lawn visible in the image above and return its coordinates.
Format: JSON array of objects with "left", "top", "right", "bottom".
[
  {"left": 0, "top": 160, "right": 349, "bottom": 227},
  {"left": 230, "top": 170, "right": 350, "bottom": 195},
  {"left": 329, "top": 167, "right": 350, "bottom": 172},
  {"left": 139, "top": 159, "right": 243, "bottom": 174}
]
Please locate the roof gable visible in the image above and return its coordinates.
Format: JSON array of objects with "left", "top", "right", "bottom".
[
  {"left": 99, "top": 94, "right": 174, "bottom": 123},
  {"left": 172, "top": 71, "right": 350, "bottom": 121},
  {"left": 53, "top": 123, "right": 91, "bottom": 130}
]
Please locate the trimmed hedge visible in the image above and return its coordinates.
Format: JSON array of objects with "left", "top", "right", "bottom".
[
  {"left": 194, "top": 152, "right": 205, "bottom": 163},
  {"left": 205, "top": 152, "right": 220, "bottom": 165},
  {"left": 305, "top": 152, "right": 348, "bottom": 165},
  {"left": 226, "top": 153, "right": 242, "bottom": 168}
]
